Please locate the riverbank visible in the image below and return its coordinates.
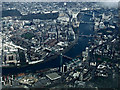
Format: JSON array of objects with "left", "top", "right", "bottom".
[
  {"left": 2, "top": 27, "right": 80, "bottom": 74},
  {"left": 2, "top": 13, "right": 93, "bottom": 75},
  {"left": 3, "top": 14, "right": 92, "bottom": 75}
]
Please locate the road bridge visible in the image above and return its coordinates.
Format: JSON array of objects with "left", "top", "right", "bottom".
[
  {"left": 80, "top": 21, "right": 93, "bottom": 24},
  {"left": 44, "top": 48, "right": 73, "bottom": 60},
  {"left": 79, "top": 35, "right": 95, "bottom": 38},
  {"left": 62, "top": 55, "right": 73, "bottom": 60}
]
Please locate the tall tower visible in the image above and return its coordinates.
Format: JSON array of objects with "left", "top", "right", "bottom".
[
  {"left": 93, "top": 12, "right": 95, "bottom": 20},
  {"left": 102, "top": 13, "right": 105, "bottom": 20},
  {"left": 56, "top": 25, "right": 59, "bottom": 43},
  {"left": 60, "top": 53, "right": 63, "bottom": 72},
  {"left": 62, "top": 64, "right": 67, "bottom": 73},
  {"left": 79, "top": 72, "right": 83, "bottom": 81}
]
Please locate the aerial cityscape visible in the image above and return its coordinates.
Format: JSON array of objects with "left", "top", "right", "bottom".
[{"left": 0, "top": 2, "right": 120, "bottom": 89}]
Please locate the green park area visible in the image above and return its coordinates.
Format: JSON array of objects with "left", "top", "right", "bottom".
[
  {"left": 95, "top": 54, "right": 111, "bottom": 63},
  {"left": 21, "top": 32, "right": 34, "bottom": 40}
]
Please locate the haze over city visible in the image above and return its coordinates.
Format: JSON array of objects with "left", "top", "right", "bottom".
[{"left": 0, "top": 1, "right": 120, "bottom": 89}]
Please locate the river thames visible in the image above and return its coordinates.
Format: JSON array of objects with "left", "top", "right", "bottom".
[
  {"left": 2, "top": 8, "right": 119, "bottom": 89},
  {"left": 2, "top": 14, "right": 94, "bottom": 75}
]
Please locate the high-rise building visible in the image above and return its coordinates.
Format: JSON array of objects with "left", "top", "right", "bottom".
[
  {"left": 79, "top": 72, "right": 83, "bottom": 81},
  {"left": 60, "top": 53, "right": 63, "bottom": 72},
  {"left": 56, "top": 25, "right": 59, "bottom": 43},
  {"left": 62, "top": 64, "right": 67, "bottom": 73}
]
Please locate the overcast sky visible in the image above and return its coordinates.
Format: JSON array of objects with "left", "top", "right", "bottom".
[
  {"left": 1, "top": 0, "right": 119, "bottom": 8},
  {"left": 1, "top": 0, "right": 120, "bottom": 2}
]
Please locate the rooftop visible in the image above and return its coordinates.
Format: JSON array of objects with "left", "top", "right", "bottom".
[{"left": 46, "top": 72, "right": 61, "bottom": 81}]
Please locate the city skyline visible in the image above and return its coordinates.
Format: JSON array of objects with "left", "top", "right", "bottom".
[{"left": 1, "top": 2, "right": 120, "bottom": 89}]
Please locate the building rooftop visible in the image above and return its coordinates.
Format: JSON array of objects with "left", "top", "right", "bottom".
[
  {"left": 46, "top": 72, "right": 61, "bottom": 81},
  {"left": 19, "top": 76, "right": 38, "bottom": 86}
]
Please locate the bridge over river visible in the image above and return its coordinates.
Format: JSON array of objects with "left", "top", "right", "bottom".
[
  {"left": 45, "top": 48, "right": 73, "bottom": 60},
  {"left": 79, "top": 35, "right": 96, "bottom": 38}
]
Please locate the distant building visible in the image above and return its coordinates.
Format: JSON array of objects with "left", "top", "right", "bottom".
[
  {"left": 19, "top": 76, "right": 38, "bottom": 86},
  {"left": 5, "top": 53, "right": 17, "bottom": 65},
  {"left": 46, "top": 72, "right": 61, "bottom": 81}
]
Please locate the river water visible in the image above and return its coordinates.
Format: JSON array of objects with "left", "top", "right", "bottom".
[
  {"left": 2, "top": 11, "right": 119, "bottom": 88},
  {"left": 2, "top": 14, "right": 93, "bottom": 75}
]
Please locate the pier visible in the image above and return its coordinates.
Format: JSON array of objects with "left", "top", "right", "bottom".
[
  {"left": 79, "top": 35, "right": 95, "bottom": 38},
  {"left": 80, "top": 20, "right": 93, "bottom": 24}
]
